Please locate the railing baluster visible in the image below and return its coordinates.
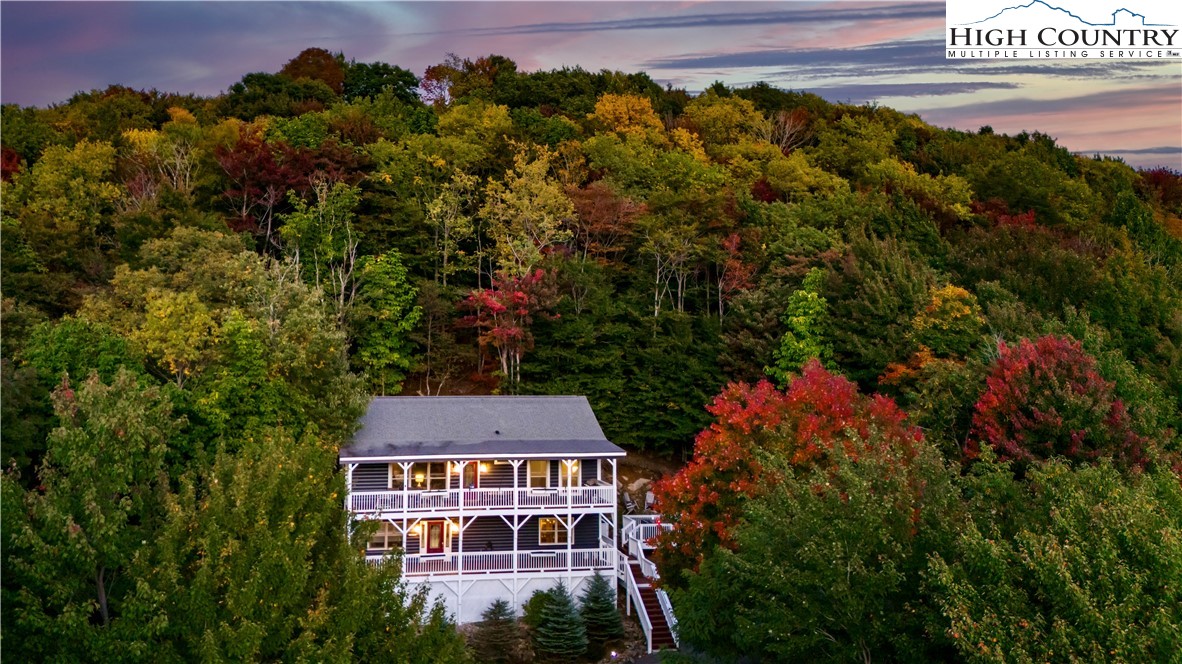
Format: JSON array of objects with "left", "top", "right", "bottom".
[{"left": 349, "top": 486, "right": 614, "bottom": 515}]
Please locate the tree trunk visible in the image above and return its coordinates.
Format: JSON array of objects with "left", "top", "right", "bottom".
[{"left": 96, "top": 566, "right": 110, "bottom": 626}]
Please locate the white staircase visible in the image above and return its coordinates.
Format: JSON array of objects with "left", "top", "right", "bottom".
[{"left": 620, "top": 515, "right": 678, "bottom": 653}]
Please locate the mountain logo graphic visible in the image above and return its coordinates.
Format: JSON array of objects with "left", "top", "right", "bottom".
[
  {"left": 961, "top": 1, "right": 1170, "bottom": 26},
  {"left": 945, "top": 0, "right": 1181, "bottom": 60}
]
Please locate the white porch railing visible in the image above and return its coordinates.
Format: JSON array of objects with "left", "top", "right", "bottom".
[
  {"left": 622, "top": 514, "right": 673, "bottom": 558},
  {"left": 621, "top": 514, "right": 679, "bottom": 650},
  {"left": 350, "top": 486, "right": 615, "bottom": 514},
  {"left": 656, "top": 586, "right": 679, "bottom": 648},
  {"left": 623, "top": 560, "right": 655, "bottom": 654},
  {"left": 367, "top": 547, "right": 617, "bottom": 577}
]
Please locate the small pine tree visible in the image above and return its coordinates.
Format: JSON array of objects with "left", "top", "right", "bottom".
[
  {"left": 532, "top": 582, "right": 588, "bottom": 662},
  {"left": 580, "top": 572, "right": 625, "bottom": 658},
  {"left": 469, "top": 599, "right": 530, "bottom": 664}
]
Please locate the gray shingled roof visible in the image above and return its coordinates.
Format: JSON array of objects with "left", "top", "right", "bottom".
[{"left": 340, "top": 396, "right": 625, "bottom": 461}]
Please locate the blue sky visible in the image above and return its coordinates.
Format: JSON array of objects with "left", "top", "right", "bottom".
[{"left": 2, "top": 1, "right": 1179, "bottom": 168}]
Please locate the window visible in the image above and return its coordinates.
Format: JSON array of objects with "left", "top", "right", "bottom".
[
  {"left": 528, "top": 460, "right": 550, "bottom": 488},
  {"left": 368, "top": 521, "right": 399, "bottom": 551},
  {"left": 462, "top": 462, "right": 479, "bottom": 488},
  {"left": 409, "top": 462, "right": 447, "bottom": 490},
  {"left": 559, "top": 460, "right": 580, "bottom": 487},
  {"left": 539, "top": 517, "right": 568, "bottom": 545},
  {"left": 388, "top": 464, "right": 405, "bottom": 489}
]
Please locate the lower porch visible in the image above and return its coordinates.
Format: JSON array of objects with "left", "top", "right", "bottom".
[{"left": 367, "top": 547, "right": 617, "bottom": 577}]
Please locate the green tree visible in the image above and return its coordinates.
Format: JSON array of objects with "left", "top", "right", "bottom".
[
  {"left": 480, "top": 146, "right": 574, "bottom": 276},
  {"left": 673, "top": 435, "right": 960, "bottom": 663},
  {"left": 926, "top": 459, "right": 1182, "bottom": 663},
  {"left": 22, "top": 317, "right": 146, "bottom": 386},
  {"left": 767, "top": 267, "right": 833, "bottom": 385},
  {"left": 425, "top": 169, "right": 478, "bottom": 287},
  {"left": 2, "top": 371, "right": 181, "bottom": 661},
  {"left": 532, "top": 582, "right": 587, "bottom": 662},
  {"left": 579, "top": 572, "right": 624, "bottom": 659},
  {"left": 279, "top": 180, "right": 363, "bottom": 323},
  {"left": 139, "top": 428, "right": 469, "bottom": 662},
  {"left": 522, "top": 587, "right": 556, "bottom": 630},
  {"left": 350, "top": 253, "right": 422, "bottom": 394},
  {"left": 3, "top": 140, "right": 125, "bottom": 311},
  {"left": 468, "top": 599, "right": 530, "bottom": 664},
  {"left": 81, "top": 227, "right": 365, "bottom": 446},
  {"left": 135, "top": 288, "right": 218, "bottom": 388},
  {"left": 7, "top": 317, "right": 149, "bottom": 475},
  {"left": 825, "top": 234, "right": 934, "bottom": 386},
  {"left": 344, "top": 61, "right": 420, "bottom": 104}
]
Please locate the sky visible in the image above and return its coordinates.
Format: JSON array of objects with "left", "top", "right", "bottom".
[{"left": 2, "top": 1, "right": 1180, "bottom": 169}]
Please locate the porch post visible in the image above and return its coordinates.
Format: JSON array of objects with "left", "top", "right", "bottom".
[
  {"left": 510, "top": 459, "right": 522, "bottom": 613},
  {"left": 399, "top": 461, "right": 411, "bottom": 510},
  {"left": 566, "top": 459, "right": 575, "bottom": 589},
  {"left": 610, "top": 458, "right": 619, "bottom": 579},
  {"left": 345, "top": 463, "right": 356, "bottom": 514}
]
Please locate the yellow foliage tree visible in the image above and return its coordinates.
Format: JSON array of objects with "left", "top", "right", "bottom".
[
  {"left": 135, "top": 288, "right": 218, "bottom": 388},
  {"left": 910, "top": 284, "right": 984, "bottom": 358},
  {"left": 588, "top": 94, "right": 665, "bottom": 142},
  {"left": 480, "top": 145, "right": 575, "bottom": 276}
]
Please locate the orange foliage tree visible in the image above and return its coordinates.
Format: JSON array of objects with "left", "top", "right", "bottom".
[{"left": 651, "top": 360, "right": 923, "bottom": 584}]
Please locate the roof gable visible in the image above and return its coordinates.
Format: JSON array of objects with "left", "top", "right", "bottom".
[{"left": 340, "top": 396, "right": 623, "bottom": 460}]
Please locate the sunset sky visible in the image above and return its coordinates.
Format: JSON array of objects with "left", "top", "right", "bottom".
[{"left": 2, "top": 1, "right": 1179, "bottom": 169}]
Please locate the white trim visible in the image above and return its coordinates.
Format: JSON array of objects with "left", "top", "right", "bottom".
[
  {"left": 559, "top": 459, "right": 581, "bottom": 488},
  {"left": 527, "top": 459, "right": 551, "bottom": 488},
  {"left": 419, "top": 519, "right": 452, "bottom": 555},
  {"left": 538, "top": 516, "right": 569, "bottom": 545},
  {"left": 340, "top": 451, "right": 626, "bottom": 462}
]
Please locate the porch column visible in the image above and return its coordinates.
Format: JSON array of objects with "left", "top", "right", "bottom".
[
  {"left": 609, "top": 458, "right": 619, "bottom": 558},
  {"left": 345, "top": 463, "right": 356, "bottom": 514},
  {"left": 399, "top": 462, "right": 412, "bottom": 510},
  {"left": 510, "top": 460, "right": 522, "bottom": 577},
  {"left": 565, "top": 459, "right": 575, "bottom": 588}
]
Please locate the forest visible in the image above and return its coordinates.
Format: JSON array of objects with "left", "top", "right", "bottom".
[{"left": 2, "top": 47, "right": 1180, "bottom": 662}]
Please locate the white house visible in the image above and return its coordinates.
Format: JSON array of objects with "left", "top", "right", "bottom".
[{"left": 340, "top": 395, "right": 624, "bottom": 623}]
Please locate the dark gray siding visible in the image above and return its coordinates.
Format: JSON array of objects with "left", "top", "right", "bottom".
[
  {"left": 354, "top": 463, "right": 389, "bottom": 490},
  {"left": 370, "top": 515, "right": 605, "bottom": 555},
  {"left": 353, "top": 459, "right": 607, "bottom": 491},
  {"left": 480, "top": 461, "right": 516, "bottom": 488},
  {"left": 573, "top": 516, "right": 598, "bottom": 549},
  {"left": 459, "top": 516, "right": 515, "bottom": 552}
]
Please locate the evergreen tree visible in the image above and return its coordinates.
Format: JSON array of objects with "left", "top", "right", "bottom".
[
  {"left": 580, "top": 572, "right": 624, "bottom": 658},
  {"left": 468, "top": 599, "right": 530, "bottom": 664},
  {"left": 532, "top": 582, "right": 587, "bottom": 662}
]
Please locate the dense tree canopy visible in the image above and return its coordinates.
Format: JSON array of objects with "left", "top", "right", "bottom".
[{"left": 3, "top": 46, "right": 1180, "bottom": 660}]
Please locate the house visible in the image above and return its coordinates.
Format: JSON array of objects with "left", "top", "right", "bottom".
[{"left": 340, "top": 395, "right": 625, "bottom": 623}]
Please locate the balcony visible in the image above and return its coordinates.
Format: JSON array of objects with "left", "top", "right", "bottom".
[
  {"left": 348, "top": 485, "right": 616, "bottom": 515},
  {"left": 367, "top": 547, "right": 617, "bottom": 577}
]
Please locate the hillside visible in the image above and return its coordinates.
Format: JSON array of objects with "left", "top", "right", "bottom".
[{"left": 2, "top": 49, "right": 1180, "bottom": 661}]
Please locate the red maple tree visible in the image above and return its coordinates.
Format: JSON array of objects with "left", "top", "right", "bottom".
[
  {"left": 651, "top": 360, "right": 923, "bottom": 578},
  {"left": 459, "top": 269, "right": 558, "bottom": 390},
  {"left": 967, "top": 335, "right": 1145, "bottom": 469}
]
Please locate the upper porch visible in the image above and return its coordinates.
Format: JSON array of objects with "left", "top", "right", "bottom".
[{"left": 344, "top": 456, "right": 619, "bottom": 515}]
